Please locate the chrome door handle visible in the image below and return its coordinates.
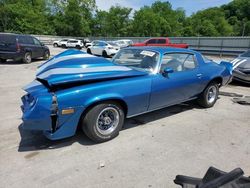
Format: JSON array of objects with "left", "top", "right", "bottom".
[{"left": 197, "top": 73, "right": 202, "bottom": 78}]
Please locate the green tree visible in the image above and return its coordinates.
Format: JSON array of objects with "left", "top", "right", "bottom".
[
  {"left": 189, "top": 8, "right": 233, "bottom": 36},
  {"left": 0, "top": 0, "right": 54, "bottom": 34},
  {"left": 52, "top": 0, "right": 95, "bottom": 36},
  {"left": 92, "top": 6, "right": 132, "bottom": 37}
]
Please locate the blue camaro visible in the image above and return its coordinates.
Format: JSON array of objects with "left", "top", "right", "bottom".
[{"left": 21, "top": 47, "right": 232, "bottom": 142}]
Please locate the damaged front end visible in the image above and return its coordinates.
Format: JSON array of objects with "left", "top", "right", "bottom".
[
  {"left": 21, "top": 80, "right": 53, "bottom": 132},
  {"left": 21, "top": 79, "right": 82, "bottom": 140}
]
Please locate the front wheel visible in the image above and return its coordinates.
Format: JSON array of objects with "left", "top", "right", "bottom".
[
  {"left": 102, "top": 50, "right": 108, "bottom": 58},
  {"left": 197, "top": 82, "right": 219, "bottom": 108},
  {"left": 53, "top": 43, "right": 58, "bottom": 47},
  {"left": 76, "top": 45, "right": 81, "bottom": 49},
  {"left": 43, "top": 50, "right": 50, "bottom": 60},
  {"left": 82, "top": 102, "right": 125, "bottom": 142},
  {"left": 87, "top": 48, "right": 92, "bottom": 54}
]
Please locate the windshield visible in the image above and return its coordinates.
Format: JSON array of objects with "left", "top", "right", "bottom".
[
  {"left": 107, "top": 41, "right": 118, "bottom": 46},
  {"left": 112, "top": 49, "right": 159, "bottom": 72}
]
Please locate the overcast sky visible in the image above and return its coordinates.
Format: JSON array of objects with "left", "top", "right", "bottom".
[{"left": 95, "top": 0, "right": 232, "bottom": 16}]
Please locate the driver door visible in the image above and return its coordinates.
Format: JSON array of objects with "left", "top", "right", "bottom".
[
  {"left": 32, "top": 37, "right": 44, "bottom": 58},
  {"left": 149, "top": 53, "right": 203, "bottom": 110}
]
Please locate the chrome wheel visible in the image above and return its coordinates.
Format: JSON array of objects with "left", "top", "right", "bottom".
[
  {"left": 207, "top": 86, "right": 217, "bottom": 104},
  {"left": 96, "top": 107, "right": 119, "bottom": 135}
]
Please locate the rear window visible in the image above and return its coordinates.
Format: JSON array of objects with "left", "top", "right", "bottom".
[{"left": 0, "top": 34, "right": 16, "bottom": 44}]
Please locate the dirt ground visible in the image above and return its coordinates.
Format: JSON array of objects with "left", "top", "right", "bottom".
[{"left": 0, "top": 46, "right": 249, "bottom": 188}]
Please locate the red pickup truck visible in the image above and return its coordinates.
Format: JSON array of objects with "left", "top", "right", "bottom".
[{"left": 132, "top": 37, "right": 188, "bottom": 48}]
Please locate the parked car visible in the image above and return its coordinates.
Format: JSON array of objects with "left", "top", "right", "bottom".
[
  {"left": 132, "top": 37, "right": 189, "bottom": 48},
  {"left": 86, "top": 40, "right": 120, "bottom": 57},
  {"left": 53, "top": 39, "right": 69, "bottom": 48},
  {"left": 231, "top": 50, "right": 250, "bottom": 84},
  {"left": 114, "top": 39, "right": 133, "bottom": 48},
  {"left": 21, "top": 47, "right": 232, "bottom": 142},
  {"left": 83, "top": 38, "right": 92, "bottom": 48},
  {"left": 85, "top": 40, "right": 98, "bottom": 48},
  {"left": 0, "top": 33, "right": 50, "bottom": 63},
  {"left": 66, "top": 39, "right": 84, "bottom": 49}
]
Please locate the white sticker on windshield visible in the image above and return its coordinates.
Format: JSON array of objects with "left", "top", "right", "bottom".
[{"left": 140, "top": 50, "right": 155, "bottom": 57}]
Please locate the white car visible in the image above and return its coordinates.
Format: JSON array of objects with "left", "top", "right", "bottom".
[
  {"left": 87, "top": 41, "right": 120, "bottom": 57},
  {"left": 84, "top": 38, "right": 92, "bottom": 48},
  {"left": 114, "top": 39, "right": 133, "bottom": 48},
  {"left": 53, "top": 39, "right": 69, "bottom": 48},
  {"left": 66, "top": 39, "right": 84, "bottom": 49}
]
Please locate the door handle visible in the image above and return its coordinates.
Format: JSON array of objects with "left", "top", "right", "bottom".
[{"left": 197, "top": 73, "right": 202, "bottom": 78}]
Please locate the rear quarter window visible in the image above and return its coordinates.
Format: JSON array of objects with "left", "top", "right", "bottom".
[
  {"left": 18, "top": 36, "right": 34, "bottom": 44},
  {"left": 0, "top": 34, "right": 16, "bottom": 44}
]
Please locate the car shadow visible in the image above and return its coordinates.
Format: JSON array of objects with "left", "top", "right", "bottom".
[
  {"left": 18, "top": 101, "right": 200, "bottom": 152},
  {"left": 230, "top": 80, "right": 250, "bottom": 87},
  {"left": 0, "top": 59, "right": 43, "bottom": 65}
]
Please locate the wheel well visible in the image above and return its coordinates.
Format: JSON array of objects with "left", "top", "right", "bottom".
[
  {"left": 77, "top": 99, "right": 128, "bottom": 128},
  {"left": 24, "top": 50, "right": 32, "bottom": 57},
  {"left": 209, "top": 77, "right": 223, "bottom": 87}
]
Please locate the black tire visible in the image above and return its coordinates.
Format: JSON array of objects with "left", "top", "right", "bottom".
[
  {"left": 62, "top": 44, "right": 66, "bottom": 48},
  {"left": 102, "top": 50, "right": 108, "bottom": 58},
  {"left": 82, "top": 102, "right": 125, "bottom": 143},
  {"left": 43, "top": 50, "right": 50, "bottom": 60},
  {"left": 0, "top": 58, "right": 6, "bottom": 63},
  {"left": 23, "top": 52, "right": 32, "bottom": 64},
  {"left": 197, "top": 82, "right": 219, "bottom": 108},
  {"left": 87, "top": 48, "right": 92, "bottom": 54},
  {"left": 53, "top": 43, "right": 58, "bottom": 47},
  {"left": 76, "top": 45, "right": 81, "bottom": 49}
]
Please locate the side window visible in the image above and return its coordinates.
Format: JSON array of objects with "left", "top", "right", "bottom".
[
  {"left": 147, "top": 39, "right": 156, "bottom": 44},
  {"left": 160, "top": 53, "right": 197, "bottom": 73},
  {"left": 157, "top": 39, "right": 166, "bottom": 44},
  {"left": 33, "top": 37, "right": 41, "bottom": 45},
  {"left": 98, "top": 42, "right": 106, "bottom": 46},
  {"left": 18, "top": 36, "right": 27, "bottom": 44},
  {"left": 26, "top": 36, "right": 34, "bottom": 44}
]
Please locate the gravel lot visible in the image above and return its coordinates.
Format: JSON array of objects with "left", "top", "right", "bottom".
[{"left": 0, "top": 46, "right": 249, "bottom": 188}]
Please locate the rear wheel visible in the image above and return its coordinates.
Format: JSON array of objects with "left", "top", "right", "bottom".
[
  {"left": 102, "top": 50, "right": 108, "bottom": 58},
  {"left": 43, "top": 50, "right": 50, "bottom": 60},
  {"left": 0, "top": 58, "right": 6, "bottom": 63},
  {"left": 62, "top": 44, "right": 66, "bottom": 48},
  {"left": 82, "top": 102, "right": 125, "bottom": 143},
  {"left": 197, "top": 82, "right": 219, "bottom": 108},
  {"left": 23, "top": 52, "right": 32, "bottom": 64},
  {"left": 87, "top": 48, "right": 92, "bottom": 54}
]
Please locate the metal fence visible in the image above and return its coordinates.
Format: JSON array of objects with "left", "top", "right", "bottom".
[{"left": 34, "top": 35, "right": 250, "bottom": 56}]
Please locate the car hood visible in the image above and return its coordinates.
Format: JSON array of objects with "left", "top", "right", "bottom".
[
  {"left": 231, "top": 57, "right": 250, "bottom": 69},
  {"left": 35, "top": 49, "right": 147, "bottom": 88}
]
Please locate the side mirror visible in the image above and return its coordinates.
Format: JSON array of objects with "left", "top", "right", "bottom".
[
  {"left": 41, "top": 43, "right": 45, "bottom": 46},
  {"left": 162, "top": 67, "right": 174, "bottom": 77}
]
